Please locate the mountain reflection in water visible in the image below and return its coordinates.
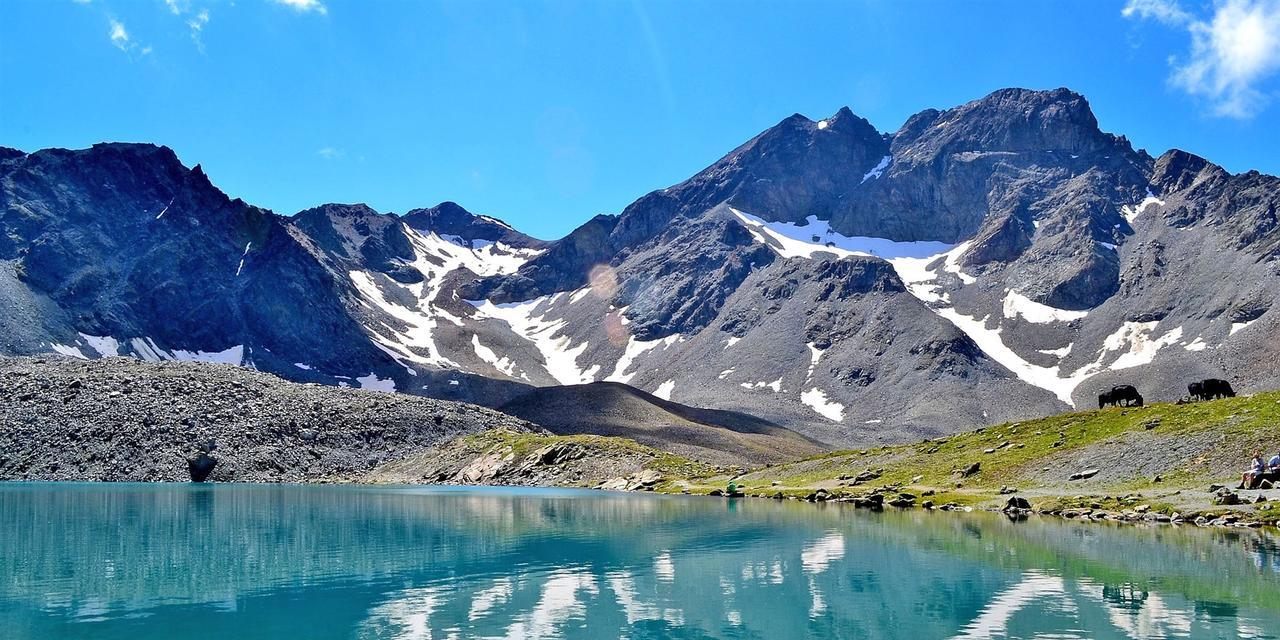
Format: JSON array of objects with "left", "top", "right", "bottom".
[{"left": 0, "top": 483, "right": 1276, "bottom": 639}]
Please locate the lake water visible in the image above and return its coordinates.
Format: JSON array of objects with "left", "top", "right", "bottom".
[{"left": 1, "top": 483, "right": 1277, "bottom": 639}]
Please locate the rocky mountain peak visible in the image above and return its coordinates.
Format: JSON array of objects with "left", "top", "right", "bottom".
[
  {"left": 892, "top": 87, "right": 1118, "bottom": 162},
  {"left": 401, "top": 201, "right": 543, "bottom": 249},
  {"left": 0, "top": 147, "right": 27, "bottom": 162},
  {"left": 291, "top": 203, "right": 417, "bottom": 280},
  {"left": 1151, "top": 149, "right": 1222, "bottom": 193},
  {"left": 298, "top": 202, "right": 381, "bottom": 219}
]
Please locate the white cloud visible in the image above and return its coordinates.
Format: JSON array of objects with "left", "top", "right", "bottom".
[
  {"left": 1125, "top": 0, "right": 1280, "bottom": 118},
  {"left": 108, "top": 18, "right": 130, "bottom": 50},
  {"left": 317, "top": 147, "right": 344, "bottom": 159},
  {"left": 1122, "top": 0, "right": 1193, "bottom": 25},
  {"left": 272, "top": 0, "right": 328, "bottom": 14}
]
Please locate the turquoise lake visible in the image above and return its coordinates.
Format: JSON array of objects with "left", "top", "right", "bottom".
[{"left": 1, "top": 483, "right": 1277, "bottom": 639}]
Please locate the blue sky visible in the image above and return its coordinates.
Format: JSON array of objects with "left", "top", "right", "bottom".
[{"left": 2, "top": 0, "right": 1278, "bottom": 240}]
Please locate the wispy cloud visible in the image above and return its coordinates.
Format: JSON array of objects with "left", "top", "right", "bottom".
[
  {"left": 272, "top": 0, "right": 328, "bottom": 15},
  {"left": 1122, "top": 0, "right": 1193, "bottom": 25},
  {"left": 187, "top": 9, "right": 210, "bottom": 51},
  {"left": 1124, "top": 0, "right": 1280, "bottom": 118},
  {"left": 316, "top": 147, "right": 344, "bottom": 160}
]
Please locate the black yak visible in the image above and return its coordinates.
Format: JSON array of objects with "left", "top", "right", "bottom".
[
  {"left": 1189, "top": 379, "right": 1235, "bottom": 401},
  {"left": 1099, "top": 385, "right": 1143, "bottom": 408}
]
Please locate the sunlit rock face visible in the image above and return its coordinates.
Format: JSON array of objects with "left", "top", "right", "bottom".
[{"left": 3, "top": 87, "right": 1279, "bottom": 447}]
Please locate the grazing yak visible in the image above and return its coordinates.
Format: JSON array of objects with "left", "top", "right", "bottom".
[
  {"left": 1188, "top": 378, "right": 1236, "bottom": 401},
  {"left": 1099, "top": 385, "right": 1144, "bottom": 408}
]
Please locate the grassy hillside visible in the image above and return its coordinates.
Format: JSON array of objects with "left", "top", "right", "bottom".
[{"left": 670, "top": 391, "right": 1280, "bottom": 523}]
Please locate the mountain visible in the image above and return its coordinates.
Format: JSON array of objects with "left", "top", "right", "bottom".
[
  {"left": 3, "top": 87, "right": 1277, "bottom": 449},
  {"left": 496, "top": 382, "right": 825, "bottom": 466}
]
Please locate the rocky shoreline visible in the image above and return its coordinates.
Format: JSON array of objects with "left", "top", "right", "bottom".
[{"left": 687, "top": 483, "right": 1279, "bottom": 530}]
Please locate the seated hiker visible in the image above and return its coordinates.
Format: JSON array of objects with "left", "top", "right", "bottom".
[
  {"left": 1241, "top": 452, "right": 1265, "bottom": 489},
  {"left": 1269, "top": 450, "right": 1280, "bottom": 473}
]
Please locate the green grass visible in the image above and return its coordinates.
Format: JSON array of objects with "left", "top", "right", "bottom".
[{"left": 659, "top": 392, "right": 1280, "bottom": 513}]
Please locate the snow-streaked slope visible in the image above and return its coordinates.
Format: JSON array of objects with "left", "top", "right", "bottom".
[
  {"left": 731, "top": 209, "right": 953, "bottom": 261},
  {"left": 606, "top": 334, "right": 681, "bottom": 384},
  {"left": 347, "top": 224, "right": 543, "bottom": 371},
  {"left": 889, "top": 245, "right": 1179, "bottom": 406},
  {"left": 730, "top": 208, "right": 1190, "bottom": 408},
  {"left": 467, "top": 294, "right": 600, "bottom": 385}
]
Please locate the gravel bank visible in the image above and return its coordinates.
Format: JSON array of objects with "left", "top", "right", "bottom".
[{"left": 0, "top": 356, "right": 535, "bottom": 482}]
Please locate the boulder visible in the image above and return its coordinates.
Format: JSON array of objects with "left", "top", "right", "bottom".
[
  {"left": 1003, "top": 496, "right": 1032, "bottom": 511},
  {"left": 633, "top": 469, "right": 662, "bottom": 487},
  {"left": 853, "top": 493, "right": 884, "bottom": 509},
  {"left": 959, "top": 462, "right": 981, "bottom": 478},
  {"left": 1069, "top": 468, "right": 1100, "bottom": 481},
  {"left": 1214, "top": 491, "right": 1241, "bottom": 506},
  {"left": 186, "top": 453, "right": 217, "bottom": 482}
]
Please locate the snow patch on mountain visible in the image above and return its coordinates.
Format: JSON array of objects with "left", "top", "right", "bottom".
[
  {"left": 1099, "top": 322, "right": 1183, "bottom": 370},
  {"left": 51, "top": 343, "right": 87, "bottom": 359},
  {"left": 81, "top": 336, "right": 243, "bottom": 366},
  {"left": 606, "top": 334, "right": 680, "bottom": 384},
  {"left": 804, "top": 342, "right": 828, "bottom": 382},
  {"left": 80, "top": 334, "right": 121, "bottom": 357},
  {"left": 934, "top": 308, "right": 1083, "bottom": 404},
  {"left": 1121, "top": 192, "right": 1165, "bottom": 224},
  {"left": 170, "top": 345, "right": 245, "bottom": 366},
  {"left": 235, "top": 242, "right": 251, "bottom": 277},
  {"left": 861, "top": 155, "right": 892, "bottom": 183},
  {"left": 653, "top": 380, "right": 675, "bottom": 400},
  {"left": 731, "top": 209, "right": 953, "bottom": 261},
  {"left": 1038, "top": 345, "right": 1073, "bottom": 358},
  {"left": 740, "top": 378, "right": 782, "bottom": 392},
  {"left": 1002, "top": 290, "right": 1089, "bottom": 324},
  {"left": 800, "top": 388, "right": 845, "bottom": 422},
  {"left": 471, "top": 334, "right": 520, "bottom": 379},
  {"left": 154, "top": 198, "right": 173, "bottom": 220},
  {"left": 129, "top": 338, "right": 169, "bottom": 362},
  {"left": 356, "top": 372, "right": 396, "bottom": 392},
  {"left": 1230, "top": 320, "right": 1256, "bottom": 335}
]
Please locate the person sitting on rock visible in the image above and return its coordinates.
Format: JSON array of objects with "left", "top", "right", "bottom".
[
  {"left": 1240, "top": 452, "right": 1265, "bottom": 489},
  {"left": 1269, "top": 450, "right": 1280, "bottom": 473}
]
